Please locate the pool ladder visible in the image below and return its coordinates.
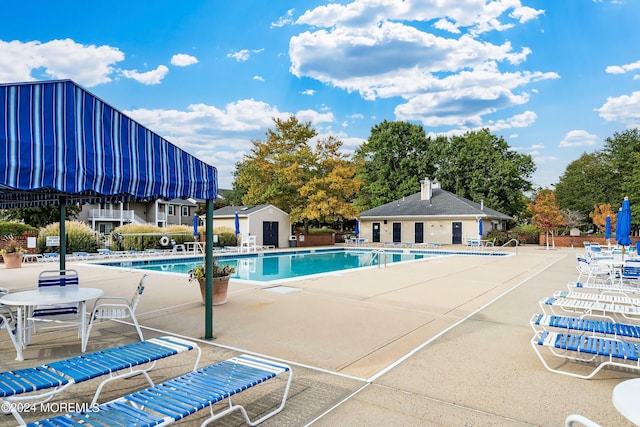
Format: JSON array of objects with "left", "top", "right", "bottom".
[{"left": 362, "top": 249, "right": 387, "bottom": 268}]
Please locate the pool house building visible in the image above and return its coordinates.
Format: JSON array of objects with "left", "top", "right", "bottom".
[{"left": 358, "top": 178, "right": 512, "bottom": 246}]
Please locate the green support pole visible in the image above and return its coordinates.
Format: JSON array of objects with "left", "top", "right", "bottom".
[
  {"left": 204, "top": 199, "right": 214, "bottom": 339},
  {"left": 60, "top": 198, "right": 66, "bottom": 271}
]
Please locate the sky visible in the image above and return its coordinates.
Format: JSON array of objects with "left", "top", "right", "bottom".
[{"left": 1, "top": 0, "right": 639, "bottom": 191}]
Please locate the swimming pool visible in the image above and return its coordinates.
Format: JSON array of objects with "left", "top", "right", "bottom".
[
  {"left": 98, "top": 248, "right": 506, "bottom": 283},
  {"left": 98, "top": 249, "right": 440, "bottom": 283}
]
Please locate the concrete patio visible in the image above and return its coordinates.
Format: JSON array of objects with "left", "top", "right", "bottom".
[{"left": 0, "top": 245, "right": 636, "bottom": 426}]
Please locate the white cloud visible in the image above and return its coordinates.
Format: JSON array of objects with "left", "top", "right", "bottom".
[
  {"left": 559, "top": 130, "right": 599, "bottom": 148},
  {"left": 121, "top": 65, "right": 169, "bottom": 85},
  {"left": 227, "top": 48, "right": 264, "bottom": 62},
  {"left": 290, "top": 1, "right": 551, "bottom": 130},
  {"left": 300, "top": 89, "right": 315, "bottom": 96},
  {"left": 597, "top": 91, "right": 640, "bottom": 127},
  {"left": 272, "top": 8, "right": 295, "bottom": 28},
  {"left": 605, "top": 60, "right": 640, "bottom": 74},
  {"left": 253, "top": 75, "right": 265, "bottom": 82},
  {"left": 533, "top": 155, "right": 559, "bottom": 164},
  {"left": 0, "top": 38, "right": 124, "bottom": 87},
  {"left": 170, "top": 53, "right": 198, "bottom": 66}
]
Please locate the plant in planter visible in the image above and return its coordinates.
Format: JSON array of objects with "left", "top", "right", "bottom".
[
  {"left": 188, "top": 261, "right": 236, "bottom": 305},
  {"left": 1, "top": 235, "right": 26, "bottom": 269}
]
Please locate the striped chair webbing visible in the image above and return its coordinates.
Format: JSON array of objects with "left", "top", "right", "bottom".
[
  {"left": 0, "top": 367, "right": 68, "bottom": 398},
  {"left": 533, "top": 314, "right": 640, "bottom": 338},
  {"left": 27, "top": 355, "right": 290, "bottom": 427},
  {"left": 46, "top": 338, "right": 193, "bottom": 383},
  {"left": 537, "top": 331, "right": 639, "bottom": 361}
]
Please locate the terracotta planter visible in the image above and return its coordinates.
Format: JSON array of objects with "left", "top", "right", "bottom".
[
  {"left": 197, "top": 276, "right": 229, "bottom": 305},
  {"left": 2, "top": 252, "right": 24, "bottom": 269}
]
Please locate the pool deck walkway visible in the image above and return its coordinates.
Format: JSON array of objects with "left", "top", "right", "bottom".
[{"left": 1, "top": 244, "right": 636, "bottom": 426}]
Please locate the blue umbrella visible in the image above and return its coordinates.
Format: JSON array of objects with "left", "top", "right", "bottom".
[
  {"left": 604, "top": 215, "right": 611, "bottom": 241},
  {"left": 354, "top": 219, "right": 360, "bottom": 237},
  {"left": 234, "top": 211, "right": 240, "bottom": 236},
  {"left": 617, "top": 197, "right": 632, "bottom": 258},
  {"left": 193, "top": 214, "right": 199, "bottom": 237},
  {"left": 478, "top": 218, "right": 483, "bottom": 237}
]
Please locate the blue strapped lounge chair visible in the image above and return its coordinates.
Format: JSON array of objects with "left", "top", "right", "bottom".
[
  {"left": 530, "top": 313, "right": 640, "bottom": 339},
  {"left": 531, "top": 330, "right": 640, "bottom": 379},
  {"left": 540, "top": 295, "right": 640, "bottom": 323},
  {"left": 568, "top": 280, "right": 640, "bottom": 295},
  {"left": 27, "top": 354, "right": 292, "bottom": 427},
  {"left": 1, "top": 336, "right": 199, "bottom": 425}
]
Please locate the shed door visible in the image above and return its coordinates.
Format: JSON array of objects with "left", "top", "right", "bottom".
[
  {"left": 415, "top": 223, "right": 424, "bottom": 244},
  {"left": 372, "top": 223, "right": 381, "bottom": 243},
  {"left": 263, "top": 221, "right": 278, "bottom": 247},
  {"left": 452, "top": 222, "right": 462, "bottom": 244},
  {"left": 393, "top": 223, "right": 401, "bottom": 243}
]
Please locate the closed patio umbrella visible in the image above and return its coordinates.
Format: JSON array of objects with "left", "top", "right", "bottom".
[
  {"left": 617, "top": 197, "right": 632, "bottom": 260},
  {"left": 193, "top": 214, "right": 199, "bottom": 237},
  {"left": 478, "top": 218, "right": 483, "bottom": 238},
  {"left": 605, "top": 215, "right": 611, "bottom": 247},
  {"left": 235, "top": 211, "right": 241, "bottom": 236},
  {"left": 355, "top": 219, "right": 360, "bottom": 237}
]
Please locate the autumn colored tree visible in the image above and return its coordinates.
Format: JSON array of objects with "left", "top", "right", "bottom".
[
  {"left": 589, "top": 203, "right": 615, "bottom": 233},
  {"left": 294, "top": 136, "right": 362, "bottom": 225},
  {"left": 232, "top": 116, "right": 361, "bottom": 230},
  {"left": 528, "top": 189, "right": 565, "bottom": 249}
]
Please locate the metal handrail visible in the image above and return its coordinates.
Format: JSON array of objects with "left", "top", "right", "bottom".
[
  {"left": 373, "top": 249, "right": 387, "bottom": 268},
  {"left": 496, "top": 238, "right": 519, "bottom": 255}
]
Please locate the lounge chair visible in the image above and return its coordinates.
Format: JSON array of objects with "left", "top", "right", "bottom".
[
  {"left": 27, "top": 354, "right": 292, "bottom": 427},
  {"left": 531, "top": 330, "right": 640, "bottom": 379},
  {"left": 575, "top": 255, "right": 612, "bottom": 284},
  {"left": 553, "top": 290, "right": 640, "bottom": 306},
  {"left": 565, "top": 414, "right": 602, "bottom": 427},
  {"left": 568, "top": 280, "right": 640, "bottom": 295},
  {"left": 530, "top": 313, "right": 640, "bottom": 339},
  {"left": 84, "top": 275, "right": 148, "bottom": 348},
  {"left": 540, "top": 296, "right": 640, "bottom": 323},
  {"left": 1, "top": 336, "right": 199, "bottom": 425}
]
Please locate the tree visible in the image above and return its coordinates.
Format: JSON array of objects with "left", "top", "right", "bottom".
[
  {"left": 555, "top": 152, "right": 612, "bottom": 215},
  {"left": 233, "top": 116, "right": 317, "bottom": 215},
  {"left": 0, "top": 206, "right": 80, "bottom": 228},
  {"left": 294, "top": 136, "right": 362, "bottom": 225},
  {"left": 353, "top": 120, "right": 436, "bottom": 211},
  {"left": 232, "top": 116, "right": 361, "bottom": 230},
  {"left": 528, "top": 189, "right": 565, "bottom": 249},
  {"left": 589, "top": 203, "right": 615, "bottom": 233},
  {"left": 560, "top": 209, "right": 586, "bottom": 233},
  {"left": 433, "top": 129, "right": 535, "bottom": 217}
]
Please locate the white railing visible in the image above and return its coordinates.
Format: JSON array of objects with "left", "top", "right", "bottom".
[{"left": 89, "top": 209, "right": 135, "bottom": 221}]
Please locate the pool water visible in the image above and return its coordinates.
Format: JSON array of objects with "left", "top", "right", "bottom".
[{"left": 104, "top": 249, "right": 440, "bottom": 283}]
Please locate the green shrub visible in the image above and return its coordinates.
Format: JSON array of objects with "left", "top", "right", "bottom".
[
  {"left": 0, "top": 221, "right": 38, "bottom": 236},
  {"left": 509, "top": 224, "right": 541, "bottom": 244},
  {"left": 112, "top": 224, "right": 194, "bottom": 251},
  {"left": 486, "top": 230, "right": 509, "bottom": 246},
  {"left": 38, "top": 221, "right": 98, "bottom": 254}
]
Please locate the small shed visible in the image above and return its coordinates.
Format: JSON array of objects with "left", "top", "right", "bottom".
[{"left": 213, "top": 205, "right": 290, "bottom": 248}]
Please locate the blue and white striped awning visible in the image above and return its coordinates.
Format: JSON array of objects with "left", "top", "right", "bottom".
[{"left": 0, "top": 80, "right": 217, "bottom": 208}]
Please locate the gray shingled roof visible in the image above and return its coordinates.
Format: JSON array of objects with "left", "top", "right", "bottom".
[
  {"left": 213, "top": 205, "right": 273, "bottom": 218},
  {"left": 360, "top": 188, "right": 512, "bottom": 220}
]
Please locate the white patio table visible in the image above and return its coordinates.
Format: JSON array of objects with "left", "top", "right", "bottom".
[
  {"left": 0, "top": 287, "right": 103, "bottom": 361},
  {"left": 612, "top": 378, "right": 640, "bottom": 425}
]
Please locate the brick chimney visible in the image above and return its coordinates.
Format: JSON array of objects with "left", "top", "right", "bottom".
[{"left": 421, "top": 178, "right": 432, "bottom": 201}]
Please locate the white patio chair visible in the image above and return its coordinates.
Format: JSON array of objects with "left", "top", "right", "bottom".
[
  {"left": 0, "top": 288, "right": 20, "bottom": 355},
  {"left": 576, "top": 255, "right": 612, "bottom": 284},
  {"left": 84, "top": 275, "right": 148, "bottom": 347}
]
